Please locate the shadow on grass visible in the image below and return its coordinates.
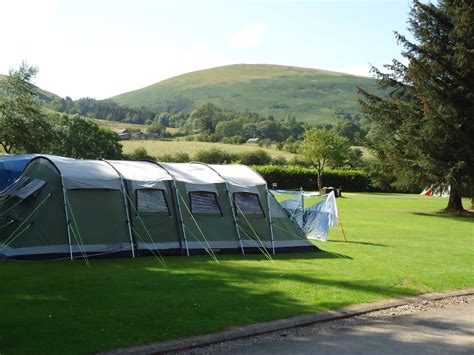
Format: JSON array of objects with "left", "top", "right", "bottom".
[
  {"left": 412, "top": 212, "right": 474, "bottom": 224},
  {"left": 211, "top": 250, "right": 353, "bottom": 262},
  {"left": 328, "top": 240, "right": 391, "bottom": 248},
  {"left": 0, "top": 252, "right": 413, "bottom": 354}
]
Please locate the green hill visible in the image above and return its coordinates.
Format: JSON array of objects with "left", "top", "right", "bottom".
[
  {"left": 0, "top": 73, "right": 61, "bottom": 105},
  {"left": 111, "top": 64, "right": 379, "bottom": 124}
]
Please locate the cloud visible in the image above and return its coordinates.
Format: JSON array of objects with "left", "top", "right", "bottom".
[{"left": 230, "top": 23, "right": 267, "bottom": 48}]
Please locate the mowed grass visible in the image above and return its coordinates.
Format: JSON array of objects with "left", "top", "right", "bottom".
[
  {"left": 121, "top": 140, "right": 297, "bottom": 160},
  {"left": 0, "top": 194, "right": 473, "bottom": 354}
]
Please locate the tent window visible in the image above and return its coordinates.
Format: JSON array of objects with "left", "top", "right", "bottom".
[
  {"left": 189, "top": 192, "right": 222, "bottom": 215},
  {"left": 5, "top": 177, "right": 45, "bottom": 199},
  {"left": 233, "top": 192, "right": 265, "bottom": 215},
  {"left": 136, "top": 189, "right": 169, "bottom": 214}
]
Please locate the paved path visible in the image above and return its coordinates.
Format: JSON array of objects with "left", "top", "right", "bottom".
[{"left": 185, "top": 296, "right": 473, "bottom": 355}]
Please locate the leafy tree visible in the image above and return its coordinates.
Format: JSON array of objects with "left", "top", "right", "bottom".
[
  {"left": 358, "top": 0, "right": 474, "bottom": 212},
  {"left": 300, "top": 129, "right": 350, "bottom": 191},
  {"left": 147, "top": 119, "right": 165, "bottom": 134},
  {"left": 190, "top": 103, "right": 224, "bottom": 133},
  {"left": 0, "top": 62, "right": 55, "bottom": 153},
  {"left": 215, "top": 119, "right": 243, "bottom": 137},
  {"left": 53, "top": 115, "right": 123, "bottom": 159}
]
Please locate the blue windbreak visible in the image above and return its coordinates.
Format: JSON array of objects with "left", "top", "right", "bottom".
[{"left": 0, "top": 155, "right": 37, "bottom": 191}]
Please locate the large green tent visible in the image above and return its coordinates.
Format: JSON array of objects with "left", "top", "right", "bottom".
[{"left": 0, "top": 156, "right": 317, "bottom": 259}]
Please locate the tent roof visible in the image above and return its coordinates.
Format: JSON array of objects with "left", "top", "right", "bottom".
[
  {"left": 0, "top": 154, "right": 40, "bottom": 173},
  {"left": 0, "top": 155, "right": 42, "bottom": 191},
  {"left": 159, "top": 163, "right": 225, "bottom": 184},
  {"left": 20, "top": 156, "right": 267, "bottom": 191},
  {"left": 107, "top": 160, "right": 172, "bottom": 182},
  {"left": 40, "top": 156, "right": 122, "bottom": 190},
  {"left": 209, "top": 164, "right": 266, "bottom": 187}
]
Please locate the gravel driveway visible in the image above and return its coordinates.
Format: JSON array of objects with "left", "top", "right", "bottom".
[{"left": 177, "top": 295, "right": 473, "bottom": 355}]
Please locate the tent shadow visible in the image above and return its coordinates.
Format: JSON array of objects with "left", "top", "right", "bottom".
[
  {"left": 1, "top": 256, "right": 419, "bottom": 354},
  {"left": 327, "top": 240, "right": 391, "bottom": 247}
]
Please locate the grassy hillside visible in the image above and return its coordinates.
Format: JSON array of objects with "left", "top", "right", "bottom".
[
  {"left": 121, "top": 140, "right": 296, "bottom": 160},
  {"left": 111, "top": 64, "right": 379, "bottom": 124}
]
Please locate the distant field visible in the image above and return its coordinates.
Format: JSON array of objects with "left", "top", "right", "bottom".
[
  {"left": 89, "top": 118, "right": 177, "bottom": 134},
  {"left": 89, "top": 118, "right": 147, "bottom": 131},
  {"left": 121, "top": 140, "right": 297, "bottom": 160}
]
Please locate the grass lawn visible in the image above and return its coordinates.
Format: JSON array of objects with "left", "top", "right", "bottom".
[
  {"left": 0, "top": 194, "right": 473, "bottom": 354},
  {"left": 120, "top": 140, "right": 296, "bottom": 160}
]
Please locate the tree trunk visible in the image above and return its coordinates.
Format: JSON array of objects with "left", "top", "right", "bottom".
[
  {"left": 471, "top": 196, "right": 474, "bottom": 210},
  {"left": 445, "top": 187, "right": 464, "bottom": 212},
  {"left": 317, "top": 172, "right": 323, "bottom": 192}
]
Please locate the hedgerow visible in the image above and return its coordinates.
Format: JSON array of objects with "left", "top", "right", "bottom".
[{"left": 253, "top": 165, "right": 372, "bottom": 192}]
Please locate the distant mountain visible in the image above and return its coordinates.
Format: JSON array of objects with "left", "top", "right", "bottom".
[{"left": 111, "top": 64, "right": 379, "bottom": 124}]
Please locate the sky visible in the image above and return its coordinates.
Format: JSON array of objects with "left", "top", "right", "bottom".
[{"left": 0, "top": 0, "right": 412, "bottom": 100}]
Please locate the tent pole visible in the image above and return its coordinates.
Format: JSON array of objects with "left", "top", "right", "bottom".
[
  {"left": 172, "top": 180, "right": 190, "bottom": 256},
  {"left": 193, "top": 162, "right": 245, "bottom": 255},
  {"left": 60, "top": 177, "right": 73, "bottom": 261},
  {"left": 148, "top": 162, "right": 190, "bottom": 256},
  {"left": 119, "top": 177, "right": 135, "bottom": 257},
  {"left": 102, "top": 160, "right": 135, "bottom": 258},
  {"left": 266, "top": 184, "right": 276, "bottom": 255},
  {"left": 226, "top": 186, "right": 245, "bottom": 255}
]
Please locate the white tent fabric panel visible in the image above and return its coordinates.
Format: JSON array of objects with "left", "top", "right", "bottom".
[
  {"left": 209, "top": 164, "right": 265, "bottom": 193},
  {"left": 46, "top": 156, "right": 122, "bottom": 190},
  {"left": 159, "top": 163, "right": 224, "bottom": 193},
  {"left": 107, "top": 160, "right": 171, "bottom": 190},
  {"left": 160, "top": 163, "right": 225, "bottom": 184}
]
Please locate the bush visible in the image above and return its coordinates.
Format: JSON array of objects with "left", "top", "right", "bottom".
[
  {"left": 271, "top": 156, "right": 288, "bottom": 166},
  {"left": 237, "top": 149, "right": 272, "bottom": 166},
  {"left": 194, "top": 148, "right": 236, "bottom": 164},
  {"left": 126, "top": 147, "right": 154, "bottom": 161},
  {"left": 253, "top": 165, "right": 372, "bottom": 192},
  {"left": 195, "top": 133, "right": 220, "bottom": 142},
  {"left": 221, "top": 135, "right": 245, "bottom": 145},
  {"left": 156, "top": 152, "right": 191, "bottom": 163}
]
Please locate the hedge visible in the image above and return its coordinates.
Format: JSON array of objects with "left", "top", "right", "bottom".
[{"left": 253, "top": 165, "right": 372, "bottom": 192}]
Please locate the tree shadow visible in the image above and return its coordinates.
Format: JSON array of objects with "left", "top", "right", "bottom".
[{"left": 412, "top": 212, "right": 474, "bottom": 224}]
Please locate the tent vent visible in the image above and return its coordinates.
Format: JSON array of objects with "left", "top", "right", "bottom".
[
  {"left": 233, "top": 192, "right": 264, "bottom": 215},
  {"left": 189, "top": 192, "right": 222, "bottom": 215},
  {"left": 137, "top": 189, "right": 169, "bottom": 214},
  {"left": 5, "top": 178, "right": 46, "bottom": 199}
]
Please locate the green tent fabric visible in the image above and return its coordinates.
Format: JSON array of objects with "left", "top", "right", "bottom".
[{"left": 0, "top": 156, "right": 318, "bottom": 259}]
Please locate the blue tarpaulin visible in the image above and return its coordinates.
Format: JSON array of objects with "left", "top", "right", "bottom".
[
  {"left": 274, "top": 190, "right": 339, "bottom": 241},
  {"left": 0, "top": 155, "right": 38, "bottom": 191}
]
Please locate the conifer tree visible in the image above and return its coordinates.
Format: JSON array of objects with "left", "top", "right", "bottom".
[{"left": 359, "top": 0, "right": 474, "bottom": 211}]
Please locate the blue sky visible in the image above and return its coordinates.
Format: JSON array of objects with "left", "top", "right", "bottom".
[{"left": 0, "top": 0, "right": 412, "bottom": 99}]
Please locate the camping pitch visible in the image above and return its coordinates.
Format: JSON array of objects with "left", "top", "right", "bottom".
[{"left": 0, "top": 156, "right": 326, "bottom": 260}]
